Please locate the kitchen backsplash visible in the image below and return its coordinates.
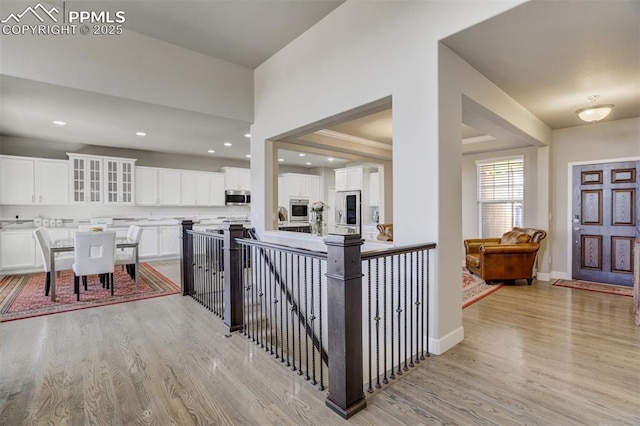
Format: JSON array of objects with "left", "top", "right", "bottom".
[{"left": 0, "top": 204, "right": 250, "bottom": 223}]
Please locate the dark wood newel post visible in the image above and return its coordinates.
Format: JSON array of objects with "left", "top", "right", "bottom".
[
  {"left": 324, "top": 233, "right": 367, "bottom": 419},
  {"left": 180, "top": 220, "right": 194, "bottom": 296},
  {"left": 224, "top": 224, "right": 244, "bottom": 332}
]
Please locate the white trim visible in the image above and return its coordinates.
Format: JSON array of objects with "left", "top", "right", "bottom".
[
  {"left": 565, "top": 156, "right": 640, "bottom": 282},
  {"left": 314, "top": 129, "right": 392, "bottom": 151},
  {"left": 537, "top": 272, "right": 551, "bottom": 282},
  {"left": 462, "top": 135, "right": 495, "bottom": 145},
  {"left": 428, "top": 326, "right": 464, "bottom": 355}
]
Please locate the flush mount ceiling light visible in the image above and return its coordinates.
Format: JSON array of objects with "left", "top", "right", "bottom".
[
  {"left": 305, "top": 162, "right": 312, "bottom": 165},
  {"left": 245, "top": 154, "right": 251, "bottom": 158},
  {"left": 136, "top": 131, "right": 147, "bottom": 137},
  {"left": 52, "top": 120, "right": 66, "bottom": 126},
  {"left": 207, "top": 149, "right": 215, "bottom": 154},
  {"left": 278, "top": 158, "right": 284, "bottom": 162},
  {"left": 223, "top": 142, "right": 232, "bottom": 147},
  {"left": 244, "top": 133, "right": 251, "bottom": 138},
  {"left": 298, "top": 153, "right": 306, "bottom": 157},
  {"left": 575, "top": 95, "right": 614, "bottom": 123}
]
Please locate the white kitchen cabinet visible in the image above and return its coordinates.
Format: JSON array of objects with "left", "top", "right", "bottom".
[
  {"left": 105, "top": 158, "right": 136, "bottom": 205},
  {"left": 369, "top": 172, "right": 380, "bottom": 206},
  {"left": 222, "top": 167, "right": 250, "bottom": 191},
  {"left": 181, "top": 171, "right": 211, "bottom": 206},
  {"left": 0, "top": 156, "right": 69, "bottom": 205},
  {"left": 136, "top": 167, "right": 181, "bottom": 205},
  {"left": 1, "top": 229, "right": 36, "bottom": 270},
  {"left": 308, "top": 175, "right": 321, "bottom": 203},
  {"left": 335, "top": 167, "right": 363, "bottom": 191},
  {"left": 139, "top": 226, "right": 159, "bottom": 258},
  {"left": 159, "top": 226, "right": 181, "bottom": 256},
  {"left": 135, "top": 167, "right": 159, "bottom": 205},
  {"left": 159, "top": 169, "right": 181, "bottom": 205},
  {"left": 209, "top": 173, "right": 226, "bottom": 206},
  {"left": 280, "top": 173, "right": 321, "bottom": 203},
  {"left": 68, "top": 154, "right": 103, "bottom": 204},
  {"left": 37, "top": 159, "right": 69, "bottom": 205}
]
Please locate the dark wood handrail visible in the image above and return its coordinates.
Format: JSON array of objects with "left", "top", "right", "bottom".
[
  {"left": 361, "top": 242, "right": 436, "bottom": 260},
  {"left": 237, "top": 237, "right": 328, "bottom": 260}
]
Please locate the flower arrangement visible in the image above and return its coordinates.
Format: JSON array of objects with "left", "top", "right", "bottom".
[
  {"left": 311, "top": 201, "right": 326, "bottom": 235},
  {"left": 311, "top": 201, "right": 325, "bottom": 213}
]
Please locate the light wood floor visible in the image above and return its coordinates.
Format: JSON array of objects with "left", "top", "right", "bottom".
[{"left": 1, "top": 260, "right": 639, "bottom": 425}]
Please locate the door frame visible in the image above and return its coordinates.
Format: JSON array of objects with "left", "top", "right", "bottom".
[{"left": 565, "top": 155, "right": 640, "bottom": 280}]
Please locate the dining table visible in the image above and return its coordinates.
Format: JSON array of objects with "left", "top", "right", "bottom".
[{"left": 49, "top": 236, "right": 139, "bottom": 302}]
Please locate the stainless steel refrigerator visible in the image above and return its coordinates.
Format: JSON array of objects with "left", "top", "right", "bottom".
[{"left": 333, "top": 190, "right": 361, "bottom": 235}]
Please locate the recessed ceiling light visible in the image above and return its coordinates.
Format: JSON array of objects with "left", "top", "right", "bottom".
[
  {"left": 136, "top": 131, "right": 147, "bottom": 137},
  {"left": 278, "top": 158, "right": 284, "bottom": 162},
  {"left": 224, "top": 142, "right": 232, "bottom": 147},
  {"left": 328, "top": 157, "right": 335, "bottom": 161},
  {"left": 298, "top": 153, "right": 306, "bottom": 157},
  {"left": 305, "top": 162, "right": 312, "bottom": 165},
  {"left": 207, "top": 149, "right": 215, "bottom": 154},
  {"left": 245, "top": 154, "right": 251, "bottom": 158},
  {"left": 52, "top": 120, "right": 66, "bottom": 126},
  {"left": 244, "top": 133, "right": 251, "bottom": 138}
]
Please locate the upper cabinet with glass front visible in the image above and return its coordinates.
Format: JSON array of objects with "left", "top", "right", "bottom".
[
  {"left": 67, "top": 153, "right": 135, "bottom": 204},
  {"left": 105, "top": 157, "right": 136, "bottom": 204}
]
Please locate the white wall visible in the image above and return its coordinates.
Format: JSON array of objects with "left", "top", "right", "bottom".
[
  {"left": 550, "top": 117, "right": 640, "bottom": 279},
  {"left": 0, "top": 28, "right": 253, "bottom": 121},
  {"left": 251, "top": 0, "right": 526, "bottom": 354}
]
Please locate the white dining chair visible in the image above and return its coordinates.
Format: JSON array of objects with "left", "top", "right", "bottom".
[
  {"left": 33, "top": 227, "right": 74, "bottom": 296},
  {"left": 115, "top": 225, "right": 143, "bottom": 280},
  {"left": 72, "top": 231, "right": 116, "bottom": 301}
]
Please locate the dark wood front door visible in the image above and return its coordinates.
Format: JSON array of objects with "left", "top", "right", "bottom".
[{"left": 572, "top": 161, "right": 639, "bottom": 286}]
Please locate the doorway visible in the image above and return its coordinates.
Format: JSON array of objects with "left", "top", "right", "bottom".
[{"left": 572, "top": 160, "right": 639, "bottom": 286}]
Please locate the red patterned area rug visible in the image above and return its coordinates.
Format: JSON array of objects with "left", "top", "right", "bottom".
[
  {"left": 552, "top": 279, "right": 633, "bottom": 297},
  {"left": 463, "top": 268, "right": 503, "bottom": 309},
  {"left": 0, "top": 263, "right": 180, "bottom": 322}
]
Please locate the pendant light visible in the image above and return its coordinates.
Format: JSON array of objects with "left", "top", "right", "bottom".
[{"left": 575, "top": 95, "right": 614, "bottom": 123}]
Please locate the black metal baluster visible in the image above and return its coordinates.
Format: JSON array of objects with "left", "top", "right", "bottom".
[
  {"left": 409, "top": 251, "right": 414, "bottom": 368},
  {"left": 275, "top": 251, "right": 281, "bottom": 361},
  {"left": 390, "top": 254, "right": 395, "bottom": 380},
  {"left": 396, "top": 254, "right": 403, "bottom": 376},
  {"left": 425, "top": 250, "right": 430, "bottom": 358},
  {"left": 269, "top": 248, "right": 274, "bottom": 355},
  {"left": 297, "top": 255, "right": 302, "bottom": 375},
  {"left": 253, "top": 246, "right": 258, "bottom": 342},
  {"left": 403, "top": 253, "right": 408, "bottom": 372},
  {"left": 304, "top": 256, "right": 310, "bottom": 380},
  {"left": 318, "top": 259, "right": 325, "bottom": 391},
  {"left": 367, "top": 259, "right": 373, "bottom": 393},
  {"left": 259, "top": 247, "right": 265, "bottom": 348},
  {"left": 243, "top": 243, "right": 249, "bottom": 335},
  {"left": 291, "top": 253, "right": 298, "bottom": 372},
  {"left": 285, "top": 252, "right": 291, "bottom": 367},
  {"left": 310, "top": 258, "right": 317, "bottom": 385},
  {"left": 375, "top": 258, "right": 381, "bottom": 389},
  {"left": 206, "top": 238, "right": 211, "bottom": 312},
  {"left": 383, "top": 255, "right": 388, "bottom": 384},
  {"left": 415, "top": 251, "right": 421, "bottom": 364}
]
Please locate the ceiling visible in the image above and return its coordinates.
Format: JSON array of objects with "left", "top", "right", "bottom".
[{"left": 1, "top": 1, "right": 638, "bottom": 163}]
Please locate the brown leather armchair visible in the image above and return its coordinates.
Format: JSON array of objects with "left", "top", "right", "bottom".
[{"left": 464, "top": 227, "right": 547, "bottom": 284}]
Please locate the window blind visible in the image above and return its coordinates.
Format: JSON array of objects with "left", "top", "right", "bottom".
[{"left": 477, "top": 157, "right": 524, "bottom": 238}]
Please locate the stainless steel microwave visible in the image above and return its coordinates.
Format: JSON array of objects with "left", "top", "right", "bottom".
[{"left": 225, "top": 190, "right": 251, "bottom": 206}]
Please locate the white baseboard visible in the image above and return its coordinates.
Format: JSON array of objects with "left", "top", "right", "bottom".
[
  {"left": 537, "top": 272, "right": 551, "bottom": 282},
  {"left": 551, "top": 271, "right": 572, "bottom": 280},
  {"left": 429, "top": 326, "right": 464, "bottom": 355}
]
